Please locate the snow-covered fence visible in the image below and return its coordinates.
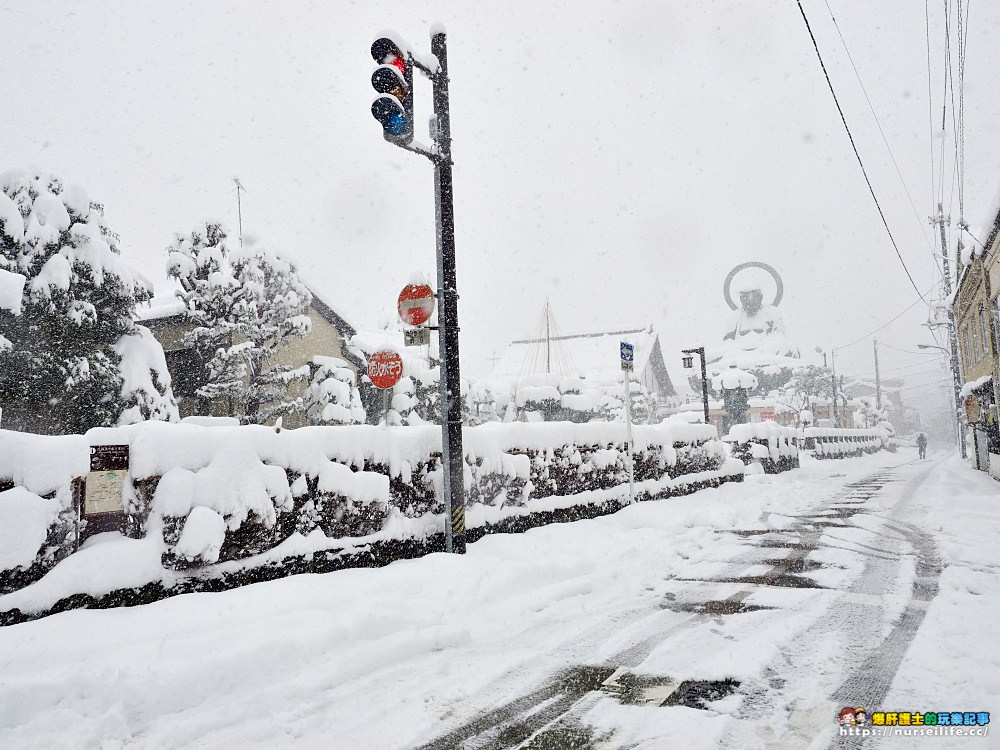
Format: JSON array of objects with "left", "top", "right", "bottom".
[
  {"left": 724, "top": 423, "right": 800, "bottom": 474},
  {"left": 0, "top": 421, "right": 742, "bottom": 590},
  {"left": 803, "top": 427, "right": 890, "bottom": 459}
]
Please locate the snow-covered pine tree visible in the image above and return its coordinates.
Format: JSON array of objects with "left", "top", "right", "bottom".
[
  {"left": 303, "top": 356, "right": 366, "bottom": 425},
  {"left": 0, "top": 169, "right": 177, "bottom": 434},
  {"left": 166, "top": 222, "right": 312, "bottom": 424}
]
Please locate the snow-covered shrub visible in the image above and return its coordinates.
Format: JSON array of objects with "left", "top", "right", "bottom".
[
  {"left": 0, "top": 429, "right": 89, "bottom": 588},
  {"left": 303, "top": 356, "right": 366, "bottom": 425},
  {"left": 0, "top": 169, "right": 177, "bottom": 434},
  {"left": 0, "top": 420, "right": 737, "bottom": 582},
  {"left": 804, "top": 427, "right": 889, "bottom": 459},
  {"left": 286, "top": 460, "right": 389, "bottom": 538},
  {"left": 166, "top": 221, "right": 312, "bottom": 425},
  {"left": 726, "top": 422, "right": 800, "bottom": 474},
  {"left": 152, "top": 441, "right": 294, "bottom": 567},
  {"left": 0, "top": 486, "right": 69, "bottom": 593}
]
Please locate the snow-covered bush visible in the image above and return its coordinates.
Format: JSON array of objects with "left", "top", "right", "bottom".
[
  {"left": 804, "top": 426, "right": 890, "bottom": 458},
  {"left": 851, "top": 397, "right": 892, "bottom": 430},
  {"left": 0, "top": 169, "right": 177, "bottom": 434},
  {"left": 0, "top": 420, "right": 739, "bottom": 580},
  {"left": 303, "top": 356, "right": 366, "bottom": 425},
  {"left": 166, "top": 221, "right": 312, "bottom": 424},
  {"left": 726, "top": 422, "right": 800, "bottom": 473}
]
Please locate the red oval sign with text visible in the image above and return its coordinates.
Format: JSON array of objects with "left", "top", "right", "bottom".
[
  {"left": 367, "top": 350, "right": 404, "bottom": 390},
  {"left": 397, "top": 284, "right": 435, "bottom": 327}
]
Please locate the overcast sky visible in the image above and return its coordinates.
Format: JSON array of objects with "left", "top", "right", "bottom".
[{"left": 6, "top": 0, "right": 999, "bottom": 408}]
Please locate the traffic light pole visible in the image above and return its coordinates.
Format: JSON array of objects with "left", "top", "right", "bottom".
[
  {"left": 431, "top": 30, "right": 466, "bottom": 554},
  {"left": 370, "top": 28, "right": 465, "bottom": 553}
]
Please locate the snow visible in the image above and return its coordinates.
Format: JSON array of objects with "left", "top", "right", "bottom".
[
  {"left": 134, "top": 290, "right": 185, "bottom": 321},
  {"left": 0, "top": 191, "right": 24, "bottom": 242},
  {"left": 174, "top": 507, "right": 227, "bottom": 564},
  {"left": 2, "top": 447, "right": 974, "bottom": 749},
  {"left": 0, "top": 488, "right": 59, "bottom": 571},
  {"left": 711, "top": 367, "right": 758, "bottom": 390},
  {"left": 0, "top": 268, "right": 25, "bottom": 313},
  {"left": 152, "top": 441, "right": 293, "bottom": 531},
  {"left": 960, "top": 374, "right": 992, "bottom": 397},
  {"left": 0, "top": 430, "right": 87, "bottom": 502}
]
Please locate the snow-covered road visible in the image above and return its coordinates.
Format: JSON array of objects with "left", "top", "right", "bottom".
[{"left": 1, "top": 448, "right": 996, "bottom": 750}]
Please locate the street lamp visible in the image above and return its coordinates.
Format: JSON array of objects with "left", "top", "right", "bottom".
[
  {"left": 917, "top": 343, "right": 967, "bottom": 457},
  {"left": 682, "top": 347, "right": 711, "bottom": 426},
  {"left": 814, "top": 345, "right": 827, "bottom": 367}
]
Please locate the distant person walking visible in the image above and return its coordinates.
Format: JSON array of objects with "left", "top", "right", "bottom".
[{"left": 916, "top": 432, "right": 928, "bottom": 459}]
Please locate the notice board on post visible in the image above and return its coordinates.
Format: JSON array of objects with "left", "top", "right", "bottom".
[{"left": 83, "top": 445, "right": 129, "bottom": 535}]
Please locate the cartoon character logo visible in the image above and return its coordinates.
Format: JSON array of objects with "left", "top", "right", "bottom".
[
  {"left": 839, "top": 707, "right": 857, "bottom": 726},
  {"left": 854, "top": 708, "right": 867, "bottom": 726}
]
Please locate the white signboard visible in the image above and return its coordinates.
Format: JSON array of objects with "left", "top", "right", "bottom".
[{"left": 84, "top": 445, "right": 129, "bottom": 515}]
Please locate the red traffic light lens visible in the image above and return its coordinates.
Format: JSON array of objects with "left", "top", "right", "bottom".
[
  {"left": 386, "top": 54, "right": 406, "bottom": 74},
  {"left": 371, "top": 37, "right": 408, "bottom": 71}
]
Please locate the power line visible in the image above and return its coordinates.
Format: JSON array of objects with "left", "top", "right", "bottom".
[
  {"left": 822, "top": 0, "right": 935, "bottom": 258},
  {"left": 925, "top": 0, "right": 936, "bottom": 211},
  {"left": 795, "top": 0, "right": 926, "bottom": 300},
  {"left": 832, "top": 283, "right": 937, "bottom": 352},
  {"left": 880, "top": 342, "right": 941, "bottom": 355},
  {"left": 897, "top": 378, "right": 952, "bottom": 392}
]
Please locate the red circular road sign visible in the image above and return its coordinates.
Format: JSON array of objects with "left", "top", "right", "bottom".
[
  {"left": 397, "top": 284, "right": 435, "bottom": 326},
  {"left": 367, "top": 350, "right": 403, "bottom": 390}
]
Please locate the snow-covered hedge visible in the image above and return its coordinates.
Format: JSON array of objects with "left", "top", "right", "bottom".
[
  {"left": 725, "top": 422, "right": 800, "bottom": 474},
  {"left": 803, "top": 426, "right": 890, "bottom": 458},
  {"left": 0, "top": 421, "right": 740, "bottom": 586}
]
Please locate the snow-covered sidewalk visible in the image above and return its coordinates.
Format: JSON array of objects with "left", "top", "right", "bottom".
[{"left": 0, "top": 448, "right": 995, "bottom": 749}]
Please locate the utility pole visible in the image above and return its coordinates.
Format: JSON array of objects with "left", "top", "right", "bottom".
[
  {"left": 931, "top": 204, "right": 968, "bottom": 457},
  {"left": 831, "top": 349, "right": 838, "bottom": 427},
  {"left": 873, "top": 338, "right": 882, "bottom": 410}
]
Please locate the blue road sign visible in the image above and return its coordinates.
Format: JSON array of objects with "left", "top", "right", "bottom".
[{"left": 620, "top": 341, "right": 634, "bottom": 371}]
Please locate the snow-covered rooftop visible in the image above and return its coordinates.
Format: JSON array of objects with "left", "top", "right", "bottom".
[
  {"left": 134, "top": 290, "right": 185, "bottom": 321},
  {"left": 490, "top": 325, "right": 664, "bottom": 388}
]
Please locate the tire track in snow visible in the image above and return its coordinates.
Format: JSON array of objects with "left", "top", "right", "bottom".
[
  {"left": 415, "top": 465, "right": 916, "bottom": 749},
  {"left": 738, "top": 460, "right": 943, "bottom": 750}
]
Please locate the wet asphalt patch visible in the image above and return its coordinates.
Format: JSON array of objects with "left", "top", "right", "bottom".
[{"left": 663, "top": 598, "right": 772, "bottom": 615}]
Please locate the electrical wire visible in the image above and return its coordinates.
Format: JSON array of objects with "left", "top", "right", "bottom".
[
  {"left": 926, "top": 0, "right": 937, "bottom": 210},
  {"left": 822, "top": 0, "right": 935, "bottom": 258},
  {"left": 897, "top": 378, "right": 952, "bottom": 392},
  {"left": 796, "top": 0, "right": 926, "bottom": 301},
  {"left": 832, "top": 282, "right": 938, "bottom": 352},
  {"left": 880, "top": 342, "right": 943, "bottom": 355}
]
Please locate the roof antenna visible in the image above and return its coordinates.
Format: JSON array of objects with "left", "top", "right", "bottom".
[{"left": 233, "top": 178, "right": 247, "bottom": 248}]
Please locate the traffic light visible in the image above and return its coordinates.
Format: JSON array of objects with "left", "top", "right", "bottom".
[{"left": 371, "top": 36, "right": 413, "bottom": 144}]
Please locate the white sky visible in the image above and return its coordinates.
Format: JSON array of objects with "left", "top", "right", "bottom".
[{"left": 5, "top": 0, "right": 999, "bottom": 410}]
